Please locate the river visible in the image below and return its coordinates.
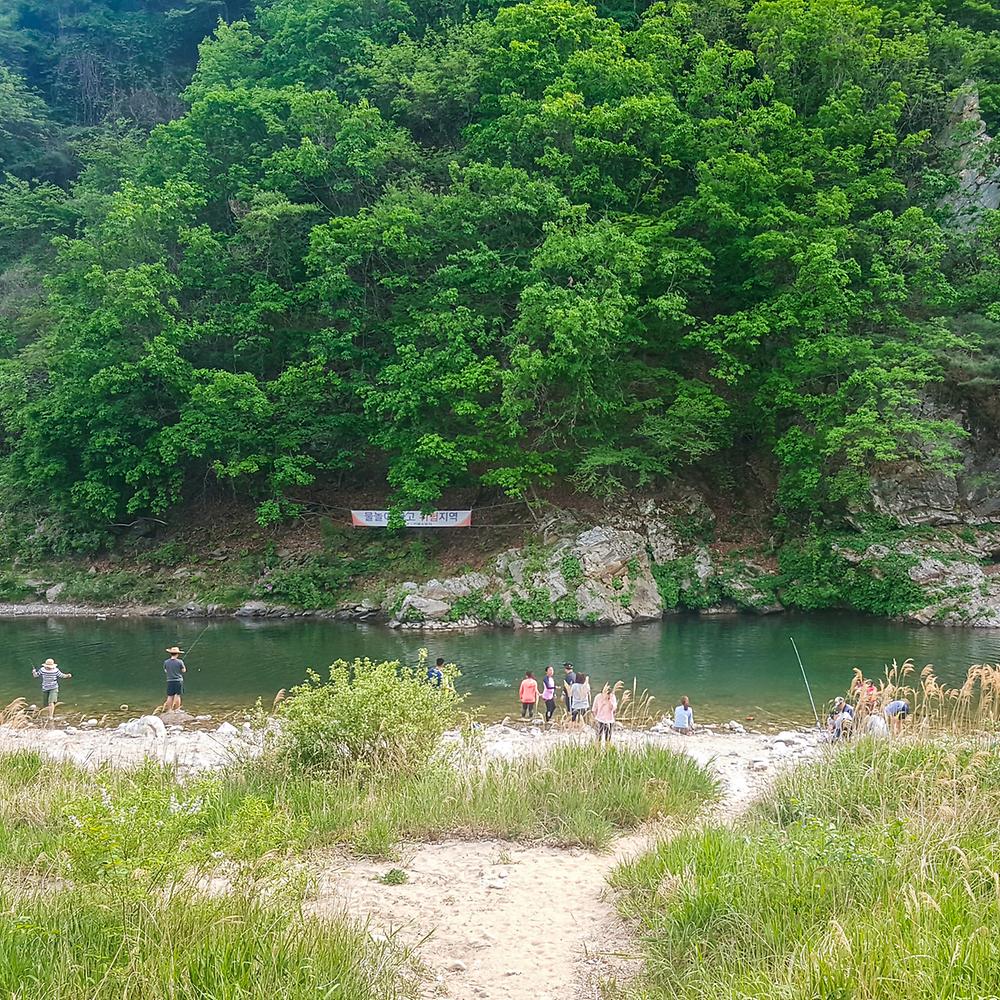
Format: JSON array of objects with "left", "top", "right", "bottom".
[{"left": 4, "top": 612, "right": 1000, "bottom": 726}]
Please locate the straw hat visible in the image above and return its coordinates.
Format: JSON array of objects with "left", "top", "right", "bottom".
[
  {"left": 42, "top": 658, "right": 58, "bottom": 668},
  {"left": 165, "top": 646, "right": 184, "bottom": 656}
]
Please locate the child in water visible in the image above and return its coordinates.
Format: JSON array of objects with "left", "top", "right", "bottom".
[{"left": 33, "top": 658, "right": 72, "bottom": 721}]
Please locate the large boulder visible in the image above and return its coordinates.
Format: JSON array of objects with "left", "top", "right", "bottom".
[{"left": 396, "top": 594, "right": 452, "bottom": 621}]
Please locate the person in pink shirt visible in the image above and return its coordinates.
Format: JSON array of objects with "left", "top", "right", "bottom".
[
  {"left": 592, "top": 683, "right": 617, "bottom": 744},
  {"left": 518, "top": 671, "right": 539, "bottom": 719}
]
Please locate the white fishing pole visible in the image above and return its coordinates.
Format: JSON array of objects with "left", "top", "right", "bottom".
[{"left": 790, "top": 636, "right": 820, "bottom": 728}]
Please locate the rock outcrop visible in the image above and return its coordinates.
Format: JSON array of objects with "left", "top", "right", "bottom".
[
  {"left": 383, "top": 491, "right": 785, "bottom": 629},
  {"left": 940, "top": 84, "right": 1000, "bottom": 230}
]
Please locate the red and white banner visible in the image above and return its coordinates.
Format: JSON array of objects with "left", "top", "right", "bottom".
[{"left": 351, "top": 510, "right": 472, "bottom": 528}]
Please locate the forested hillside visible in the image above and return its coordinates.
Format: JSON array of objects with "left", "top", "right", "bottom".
[{"left": 1, "top": 0, "right": 999, "bottom": 553}]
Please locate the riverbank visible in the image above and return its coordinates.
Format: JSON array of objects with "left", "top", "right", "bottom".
[
  {"left": 0, "top": 715, "right": 826, "bottom": 792},
  {"left": 3, "top": 490, "right": 1000, "bottom": 630}
]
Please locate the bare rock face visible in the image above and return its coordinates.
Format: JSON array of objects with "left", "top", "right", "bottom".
[
  {"left": 868, "top": 463, "right": 964, "bottom": 526},
  {"left": 940, "top": 84, "right": 1000, "bottom": 230},
  {"left": 396, "top": 594, "right": 452, "bottom": 621}
]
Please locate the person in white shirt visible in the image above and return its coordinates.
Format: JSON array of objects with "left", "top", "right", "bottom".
[
  {"left": 673, "top": 695, "right": 694, "bottom": 734},
  {"left": 592, "top": 684, "right": 618, "bottom": 744}
]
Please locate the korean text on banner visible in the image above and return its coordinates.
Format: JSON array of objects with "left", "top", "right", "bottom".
[{"left": 351, "top": 510, "right": 473, "bottom": 528}]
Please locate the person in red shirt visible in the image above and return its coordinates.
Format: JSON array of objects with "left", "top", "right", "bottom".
[{"left": 519, "top": 671, "right": 539, "bottom": 719}]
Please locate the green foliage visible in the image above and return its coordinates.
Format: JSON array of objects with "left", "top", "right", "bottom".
[
  {"left": 0, "top": 0, "right": 998, "bottom": 535},
  {"left": 274, "top": 653, "right": 464, "bottom": 774},
  {"left": 776, "top": 525, "right": 926, "bottom": 615},
  {"left": 378, "top": 867, "right": 409, "bottom": 885},
  {"left": 509, "top": 586, "right": 579, "bottom": 622},
  {"left": 447, "top": 589, "right": 508, "bottom": 622},
  {"left": 560, "top": 555, "right": 584, "bottom": 587}
]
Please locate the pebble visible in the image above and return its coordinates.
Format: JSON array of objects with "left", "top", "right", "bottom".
[
  {"left": 81, "top": 718, "right": 99, "bottom": 729},
  {"left": 445, "top": 959, "right": 467, "bottom": 972},
  {"left": 485, "top": 879, "right": 507, "bottom": 890}
]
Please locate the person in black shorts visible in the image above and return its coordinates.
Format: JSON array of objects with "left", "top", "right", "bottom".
[
  {"left": 562, "top": 662, "right": 576, "bottom": 716},
  {"left": 163, "top": 646, "right": 186, "bottom": 711}
]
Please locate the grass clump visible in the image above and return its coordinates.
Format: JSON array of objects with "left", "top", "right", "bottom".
[
  {"left": 379, "top": 867, "right": 409, "bottom": 885},
  {"left": 0, "top": 752, "right": 416, "bottom": 1000},
  {"left": 611, "top": 739, "right": 1000, "bottom": 999},
  {"left": 219, "top": 743, "right": 718, "bottom": 854},
  {"left": 0, "top": 890, "right": 413, "bottom": 1000}
]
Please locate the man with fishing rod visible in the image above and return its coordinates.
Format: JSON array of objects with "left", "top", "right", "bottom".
[{"left": 162, "top": 623, "right": 210, "bottom": 713}]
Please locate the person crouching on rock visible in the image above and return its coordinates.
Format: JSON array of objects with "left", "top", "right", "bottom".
[
  {"left": 33, "top": 658, "right": 71, "bottom": 722},
  {"left": 163, "top": 646, "right": 186, "bottom": 712},
  {"left": 519, "top": 671, "right": 539, "bottom": 719},
  {"left": 828, "top": 697, "right": 854, "bottom": 740}
]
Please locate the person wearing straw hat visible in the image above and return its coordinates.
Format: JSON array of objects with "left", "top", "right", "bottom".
[
  {"left": 32, "top": 658, "right": 72, "bottom": 721},
  {"left": 163, "top": 646, "right": 187, "bottom": 712}
]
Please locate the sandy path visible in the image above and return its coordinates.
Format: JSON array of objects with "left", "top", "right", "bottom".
[
  {"left": 309, "top": 731, "right": 807, "bottom": 1000},
  {"left": 0, "top": 717, "right": 821, "bottom": 997}
]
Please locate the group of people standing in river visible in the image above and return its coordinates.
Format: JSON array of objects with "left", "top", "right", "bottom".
[{"left": 29, "top": 645, "right": 189, "bottom": 720}]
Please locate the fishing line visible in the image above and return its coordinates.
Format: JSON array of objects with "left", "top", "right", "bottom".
[
  {"left": 184, "top": 622, "right": 212, "bottom": 670},
  {"left": 790, "top": 636, "right": 820, "bottom": 728}
]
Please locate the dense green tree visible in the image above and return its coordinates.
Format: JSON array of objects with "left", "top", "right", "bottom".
[{"left": 0, "top": 0, "right": 999, "bottom": 533}]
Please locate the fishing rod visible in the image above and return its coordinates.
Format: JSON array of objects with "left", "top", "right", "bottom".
[
  {"left": 790, "top": 636, "right": 821, "bottom": 728},
  {"left": 183, "top": 622, "right": 212, "bottom": 661}
]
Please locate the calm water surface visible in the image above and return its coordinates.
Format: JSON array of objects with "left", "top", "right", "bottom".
[{"left": 3, "top": 613, "right": 1000, "bottom": 726}]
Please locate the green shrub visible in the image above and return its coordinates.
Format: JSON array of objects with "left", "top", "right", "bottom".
[
  {"left": 447, "top": 590, "right": 506, "bottom": 622},
  {"left": 148, "top": 540, "right": 189, "bottom": 566},
  {"left": 560, "top": 555, "right": 584, "bottom": 587},
  {"left": 777, "top": 527, "right": 925, "bottom": 616},
  {"left": 274, "top": 653, "right": 464, "bottom": 775}
]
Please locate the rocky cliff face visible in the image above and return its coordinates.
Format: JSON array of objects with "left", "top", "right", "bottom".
[
  {"left": 375, "top": 492, "right": 784, "bottom": 630},
  {"left": 941, "top": 84, "right": 1000, "bottom": 230},
  {"left": 364, "top": 462, "right": 1000, "bottom": 630}
]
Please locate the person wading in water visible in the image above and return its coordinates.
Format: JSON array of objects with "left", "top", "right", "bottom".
[{"left": 163, "top": 646, "right": 186, "bottom": 712}]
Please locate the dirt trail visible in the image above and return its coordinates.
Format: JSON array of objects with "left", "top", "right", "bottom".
[{"left": 310, "top": 734, "right": 788, "bottom": 1000}]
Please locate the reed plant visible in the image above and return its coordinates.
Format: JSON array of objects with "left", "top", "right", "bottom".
[
  {"left": 611, "top": 739, "right": 1000, "bottom": 999},
  {"left": 837, "top": 660, "right": 1000, "bottom": 734}
]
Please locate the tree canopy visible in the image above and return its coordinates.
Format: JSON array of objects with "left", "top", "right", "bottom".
[{"left": 0, "top": 0, "right": 998, "bottom": 532}]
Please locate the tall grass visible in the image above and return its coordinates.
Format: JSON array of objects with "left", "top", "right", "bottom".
[
  {"left": 215, "top": 743, "right": 719, "bottom": 855},
  {"left": 611, "top": 739, "right": 1000, "bottom": 999},
  {"left": 0, "top": 753, "right": 419, "bottom": 1000},
  {"left": 843, "top": 660, "right": 1000, "bottom": 733},
  {"left": 0, "top": 889, "right": 415, "bottom": 1000}
]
